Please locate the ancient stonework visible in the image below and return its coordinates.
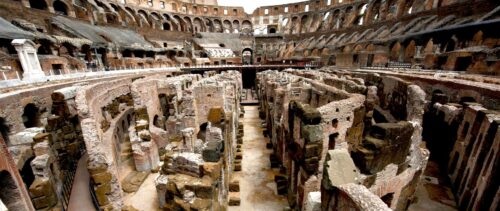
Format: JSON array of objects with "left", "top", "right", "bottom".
[{"left": 0, "top": 0, "right": 499, "bottom": 211}]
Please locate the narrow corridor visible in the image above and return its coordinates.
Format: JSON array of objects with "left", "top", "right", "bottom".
[{"left": 229, "top": 106, "right": 288, "bottom": 211}]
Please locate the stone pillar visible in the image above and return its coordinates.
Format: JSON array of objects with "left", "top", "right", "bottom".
[
  {"left": 11, "top": 39, "right": 46, "bottom": 82},
  {"left": 181, "top": 128, "right": 195, "bottom": 152}
]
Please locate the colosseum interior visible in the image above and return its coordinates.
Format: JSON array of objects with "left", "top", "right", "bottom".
[{"left": 0, "top": 0, "right": 499, "bottom": 210}]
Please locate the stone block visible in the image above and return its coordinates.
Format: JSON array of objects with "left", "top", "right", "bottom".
[
  {"left": 191, "top": 198, "right": 211, "bottom": 211},
  {"left": 31, "top": 192, "right": 57, "bottom": 209},
  {"left": 202, "top": 161, "right": 221, "bottom": 179},
  {"left": 207, "top": 107, "right": 225, "bottom": 124},
  {"left": 228, "top": 192, "right": 241, "bottom": 206},
  {"left": 33, "top": 141, "right": 50, "bottom": 156},
  {"left": 122, "top": 171, "right": 150, "bottom": 193},
  {"left": 323, "top": 149, "right": 358, "bottom": 189},
  {"left": 172, "top": 152, "right": 204, "bottom": 177},
  {"left": 304, "top": 143, "right": 321, "bottom": 158},
  {"left": 301, "top": 125, "right": 323, "bottom": 143},
  {"left": 29, "top": 178, "right": 54, "bottom": 198},
  {"left": 92, "top": 171, "right": 112, "bottom": 185},
  {"left": 185, "top": 176, "right": 214, "bottom": 199},
  {"left": 33, "top": 133, "right": 51, "bottom": 144},
  {"left": 202, "top": 141, "right": 223, "bottom": 162},
  {"left": 352, "top": 121, "right": 414, "bottom": 174},
  {"left": 95, "top": 183, "right": 111, "bottom": 206}
]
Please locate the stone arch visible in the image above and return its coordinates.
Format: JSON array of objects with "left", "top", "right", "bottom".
[
  {"left": 0, "top": 171, "right": 24, "bottom": 210},
  {"left": 22, "top": 103, "right": 42, "bottom": 128},
  {"left": 223, "top": 20, "right": 232, "bottom": 33},
  {"left": 29, "top": 0, "right": 48, "bottom": 10},
  {"left": 183, "top": 17, "right": 193, "bottom": 32},
  {"left": 213, "top": 19, "right": 223, "bottom": 33},
  {"left": 300, "top": 15, "right": 309, "bottom": 34},
  {"left": 232, "top": 20, "right": 240, "bottom": 33},
  {"left": 242, "top": 48, "right": 253, "bottom": 65},
  {"left": 366, "top": 0, "right": 382, "bottom": 24},
  {"left": 163, "top": 22, "right": 171, "bottom": 31},
  {"left": 173, "top": 15, "right": 185, "bottom": 31},
  {"left": 151, "top": 12, "right": 161, "bottom": 22},
  {"left": 113, "top": 4, "right": 135, "bottom": 25},
  {"left": 321, "top": 48, "right": 330, "bottom": 55},
  {"left": 241, "top": 20, "right": 252, "bottom": 33},
  {"left": 291, "top": 16, "right": 300, "bottom": 34},
  {"left": 402, "top": 0, "right": 415, "bottom": 16},
  {"left": 53, "top": 0, "right": 69, "bottom": 15},
  {"left": 354, "top": 3, "right": 368, "bottom": 25},
  {"left": 319, "top": 11, "right": 332, "bottom": 31},
  {"left": 193, "top": 17, "right": 204, "bottom": 32},
  {"left": 138, "top": 10, "right": 151, "bottom": 26},
  {"left": 390, "top": 41, "right": 402, "bottom": 61},
  {"left": 404, "top": 40, "right": 417, "bottom": 62},
  {"left": 332, "top": 9, "right": 342, "bottom": 29}
]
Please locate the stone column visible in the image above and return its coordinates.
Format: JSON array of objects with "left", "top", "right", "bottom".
[{"left": 11, "top": 39, "right": 46, "bottom": 82}]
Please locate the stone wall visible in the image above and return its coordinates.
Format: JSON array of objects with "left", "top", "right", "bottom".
[
  {"left": 155, "top": 71, "right": 242, "bottom": 210},
  {"left": 257, "top": 69, "right": 429, "bottom": 210}
]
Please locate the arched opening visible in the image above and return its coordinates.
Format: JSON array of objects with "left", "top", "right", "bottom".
[
  {"left": 22, "top": 104, "right": 42, "bottom": 128},
  {"left": 242, "top": 48, "right": 253, "bottom": 65},
  {"left": 153, "top": 115, "right": 164, "bottom": 130},
  {"left": 0, "top": 171, "right": 25, "bottom": 210},
  {"left": 0, "top": 117, "right": 9, "bottom": 143},
  {"left": 163, "top": 23, "right": 171, "bottom": 31},
  {"left": 269, "top": 28, "right": 277, "bottom": 34},
  {"left": 29, "top": 0, "right": 48, "bottom": 10},
  {"left": 53, "top": 0, "right": 68, "bottom": 15}
]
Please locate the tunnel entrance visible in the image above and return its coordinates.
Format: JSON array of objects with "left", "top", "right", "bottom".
[{"left": 241, "top": 69, "right": 256, "bottom": 89}]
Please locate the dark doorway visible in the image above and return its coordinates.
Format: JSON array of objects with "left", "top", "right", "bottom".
[
  {"left": 269, "top": 28, "right": 277, "bottom": 34},
  {"left": 242, "top": 69, "right": 257, "bottom": 89},
  {"left": 29, "top": 0, "right": 48, "bottom": 10},
  {"left": 367, "top": 54, "right": 374, "bottom": 67},
  {"left": 455, "top": 57, "right": 472, "bottom": 71},
  {"left": 22, "top": 103, "right": 41, "bottom": 128},
  {"left": 353, "top": 54, "right": 359, "bottom": 64},
  {"left": 53, "top": 0, "right": 68, "bottom": 15},
  {"left": 163, "top": 23, "right": 171, "bottom": 31},
  {"left": 52, "top": 64, "right": 63, "bottom": 75}
]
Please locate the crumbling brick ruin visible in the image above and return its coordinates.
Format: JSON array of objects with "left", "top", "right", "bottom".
[{"left": 0, "top": 0, "right": 499, "bottom": 211}]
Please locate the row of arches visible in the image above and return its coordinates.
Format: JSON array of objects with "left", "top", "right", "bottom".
[
  {"left": 278, "top": 0, "right": 422, "bottom": 35},
  {"left": 28, "top": 0, "right": 72, "bottom": 16},
  {"left": 22, "top": 0, "right": 253, "bottom": 33},
  {"left": 99, "top": 1, "right": 253, "bottom": 33}
]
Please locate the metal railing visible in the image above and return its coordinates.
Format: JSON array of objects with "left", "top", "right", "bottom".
[{"left": 61, "top": 143, "right": 87, "bottom": 211}]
